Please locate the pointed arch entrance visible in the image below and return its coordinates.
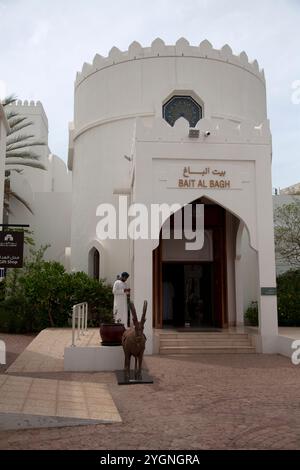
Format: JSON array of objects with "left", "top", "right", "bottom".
[
  {"left": 88, "top": 247, "right": 100, "bottom": 280},
  {"left": 153, "top": 199, "right": 228, "bottom": 329}
]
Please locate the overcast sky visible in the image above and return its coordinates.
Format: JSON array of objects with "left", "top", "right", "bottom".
[{"left": 0, "top": 0, "right": 299, "bottom": 189}]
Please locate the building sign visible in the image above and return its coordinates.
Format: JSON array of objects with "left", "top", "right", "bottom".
[
  {"left": 164, "top": 164, "right": 245, "bottom": 190},
  {"left": 0, "top": 231, "right": 24, "bottom": 268},
  {"left": 178, "top": 166, "right": 231, "bottom": 189},
  {"left": 261, "top": 287, "right": 277, "bottom": 296}
]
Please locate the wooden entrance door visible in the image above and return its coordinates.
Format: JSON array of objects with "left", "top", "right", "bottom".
[{"left": 152, "top": 204, "right": 227, "bottom": 328}]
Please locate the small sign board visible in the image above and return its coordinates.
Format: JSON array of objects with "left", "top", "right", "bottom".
[
  {"left": 0, "top": 231, "right": 24, "bottom": 268},
  {"left": 261, "top": 287, "right": 277, "bottom": 296}
]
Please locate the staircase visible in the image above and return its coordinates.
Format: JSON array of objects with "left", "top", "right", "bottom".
[{"left": 158, "top": 331, "right": 256, "bottom": 354}]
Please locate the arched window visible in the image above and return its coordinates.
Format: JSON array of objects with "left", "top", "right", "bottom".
[
  {"left": 163, "top": 95, "right": 202, "bottom": 128},
  {"left": 88, "top": 247, "right": 100, "bottom": 280},
  {"left": 93, "top": 249, "right": 100, "bottom": 280}
]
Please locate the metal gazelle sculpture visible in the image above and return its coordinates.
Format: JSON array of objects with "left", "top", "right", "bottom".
[{"left": 122, "top": 300, "right": 147, "bottom": 380}]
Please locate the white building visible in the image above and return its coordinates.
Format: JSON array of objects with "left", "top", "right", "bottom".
[
  {"left": 68, "top": 38, "right": 278, "bottom": 354},
  {"left": 5, "top": 100, "right": 72, "bottom": 268},
  {"left": 0, "top": 102, "right": 9, "bottom": 224}
]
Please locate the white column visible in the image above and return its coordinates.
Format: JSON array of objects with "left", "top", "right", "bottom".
[
  {"left": 235, "top": 255, "right": 244, "bottom": 326},
  {"left": 235, "top": 221, "right": 245, "bottom": 326},
  {"left": 255, "top": 158, "right": 278, "bottom": 353},
  {"left": 132, "top": 238, "right": 153, "bottom": 354}
]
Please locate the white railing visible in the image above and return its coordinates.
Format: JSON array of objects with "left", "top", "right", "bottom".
[{"left": 71, "top": 302, "right": 88, "bottom": 346}]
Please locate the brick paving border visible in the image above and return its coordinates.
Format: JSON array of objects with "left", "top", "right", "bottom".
[{"left": 0, "top": 334, "right": 300, "bottom": 449}]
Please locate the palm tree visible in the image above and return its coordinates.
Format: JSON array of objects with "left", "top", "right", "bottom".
[{"left": 2, "top": 95, "right": 46, "bottom": 217}]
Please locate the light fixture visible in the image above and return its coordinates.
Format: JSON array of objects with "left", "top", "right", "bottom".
[{"left": 188, "top": 129, "right": 199, "bottom": 138}]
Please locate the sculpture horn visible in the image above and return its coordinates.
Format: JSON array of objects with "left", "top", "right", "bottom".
[
  {"left": 129, "top": 301, "right": 138, "bottom": 325},
  {"left": 141, "top": 300, "right": 147, "bottom": 325}
]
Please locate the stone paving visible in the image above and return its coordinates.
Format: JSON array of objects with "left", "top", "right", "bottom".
[
  {"left": 0, "top": 375, "right": 121, "bottom": 429},
  {"left": 6, "top": 329, "right": 70, "bottom": 374},
  {"left": 0, "top": 332, "right": 121, "bottom": 431},
  {"left": 5, "top": 328, "right": 102, "bottom": 374},
  {"left": 0, "top": 333, "right": 35, "bottom": 374},
  {"left": 0, "top": 332, "right": 300, "bottom": 449}
]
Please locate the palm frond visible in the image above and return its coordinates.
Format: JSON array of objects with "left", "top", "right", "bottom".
[
  {"left": 6, "top": 150, "right": 40, "bottom": 159},
  {"left": 7, "top": 117, "right": 33, "bottom": 132},
  {"left": 6, "top": 160, "right": 46, "bottom": 170},
  {"left": 8, "top": 121, "right": 34, "bottom": 135},
  {"left": 4, "top": 110, "right": 20, "bottom": 120},
  {"left": 3, "top": 94, "right": 48, "bottom": 214},
  {"left": 6, "top": 190, "right": 34, "bottom": 214},
  {"left": 1, "top": 94, "right": 17, "bottom": 107},
  {"left": 5, "top": 169, "right": 23, "bottom": 176},
  {"left": 7, "top": 133, "right": 35, "bottom": 143},
  {"left": 7, "top": 141, "right": 46, "bottom": 152},
  {"left": 8, "top": 115, "right": 28, "bottom": 126}
]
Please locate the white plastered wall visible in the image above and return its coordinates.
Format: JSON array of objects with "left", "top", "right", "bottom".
[
  {"left": 6, "top": 101, "right": 72, "bottom": 266},
  {"left": 69, "top": 39, "right": 278, "bottom": 354}
]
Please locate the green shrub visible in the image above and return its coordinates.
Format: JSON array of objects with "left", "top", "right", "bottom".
[
  {"left": 244, "top": 301, "right": 258, "bottom": 326},
  {"left": 0, "top": 280, "right": 5, "bottom": 302},
  {"left": 0, "top": 295, "right": 32, "bottom": 333},
  {"left": 65, "top": 271, "right": 114, "bottom": 326},
  {"left": 277, "top": 269, "right": 300, "bottom": 326},
  {"left": 244, "top": 271, "right": 300, "bottom": 327},
  {"left": 0, "top": 249, "right": 114, "bottom": 333}
]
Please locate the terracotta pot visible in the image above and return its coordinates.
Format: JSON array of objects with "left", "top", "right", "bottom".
[{"left": 99, "top": 323, "right": 125, "bottom": 346}]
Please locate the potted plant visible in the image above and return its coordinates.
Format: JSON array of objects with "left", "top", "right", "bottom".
[{"left": 99, "top": 309, "right": 125, "bottom": 346}]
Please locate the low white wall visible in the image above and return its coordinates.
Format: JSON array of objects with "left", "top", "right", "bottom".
[
  {"left": 276, "top": 335, "right": 297, "bottom": 359},
  {"left": 64, "top": 345, "right": 124, "bottom": 371},
  {"left": 247, "top": 327, "right": 297, "bottom": 359}
]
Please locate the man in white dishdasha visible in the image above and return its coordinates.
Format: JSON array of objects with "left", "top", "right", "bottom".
[{"left": 112, "top": 272, "right": 130, "bottom": 326}]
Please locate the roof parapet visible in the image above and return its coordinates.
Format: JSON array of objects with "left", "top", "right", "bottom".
[{"left": 75, "top": 38, "right": 265, "bottom": 87}]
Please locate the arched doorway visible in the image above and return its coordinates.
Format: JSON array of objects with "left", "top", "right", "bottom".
[
  {"left": 89, "top": 247, "right": 100, "bottom": 280},
  {"left": 153, "top": 200, "right": 228, "bottom": 329}
]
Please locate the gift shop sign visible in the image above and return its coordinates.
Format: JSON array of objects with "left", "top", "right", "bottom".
[{"left": 0, "top": 231, "right": 24, "bottom": 268}]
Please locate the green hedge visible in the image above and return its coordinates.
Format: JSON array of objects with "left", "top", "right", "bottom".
[
  {"left": 277, "top": 269, "right": 300, "bottom": 326},
  {"left": 0, "top": 258, "right": 114, "bottom": 333},
  {"left": 244, "top": 301, "right": 258, "bottom": 326},
  {"left": 244, "top": 269, "right": 300, "bottom": 327}
]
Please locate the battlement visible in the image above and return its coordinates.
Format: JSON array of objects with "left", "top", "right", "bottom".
[
  {"left": 135, "top": 116, "right": 271, "bottom": 145},
  {"left": 7, "top": 99, "right": 48, "bottom": 126},
  {"left": 75, "top": 38, "right": 265, "bottom": 87},
  {"left": 15, "top": 99, "right": 42, "bottom": 107}
]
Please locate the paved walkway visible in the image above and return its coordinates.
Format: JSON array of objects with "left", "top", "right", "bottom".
[
  {"left": 6, "top": 327, "right": 300, "bottom": 375},
  {"left": 5, "top": 328, "right": 101, "bottom": 374},
  {"left": 0, "top": 331, "right": 121, "bottom": 431},
  {"left": 278, "top": 327, "right": 300, "bottom": 339},
  {"left": 1, "top": 331, "right": 300, "bottom": 449},
  {"left": 0, "top": 333, "right": 35, "bottom": 374},
  {"left": 0, "top": 375, "right": 121, "bottom": 429}
]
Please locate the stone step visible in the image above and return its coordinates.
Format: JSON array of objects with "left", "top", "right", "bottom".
[
  {"left": 157, "top": 330, "right": 255, "bottom": 355},
  {"left": 158, "top": 333, "right": 249, "bottom": 340},
  {"left": 159, "top": 346, "right": 256, "bottom": 354},
  {"left": 160, "top": 339, "right": 252, "bottom": 347}
]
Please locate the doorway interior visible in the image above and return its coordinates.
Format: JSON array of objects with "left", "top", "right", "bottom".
[
  {"left": 162, "top": 262, "right": 214, "bottom": 328},
  {"left": 153, "top": 201, "right": 227, "bottom": 330}
]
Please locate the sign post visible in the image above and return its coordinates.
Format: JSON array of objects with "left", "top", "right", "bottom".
[{"left": 0, "top": 224, "right": 28, "bottom": 272}]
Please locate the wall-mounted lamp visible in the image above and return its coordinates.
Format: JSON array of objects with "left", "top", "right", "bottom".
[{"left": 188, "top": 129, "right": 199, "bottom": 138}]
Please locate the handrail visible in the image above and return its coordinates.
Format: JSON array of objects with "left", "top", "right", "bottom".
[{"left": 71, "top": 302, "right": 88, "bottom": 346}]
